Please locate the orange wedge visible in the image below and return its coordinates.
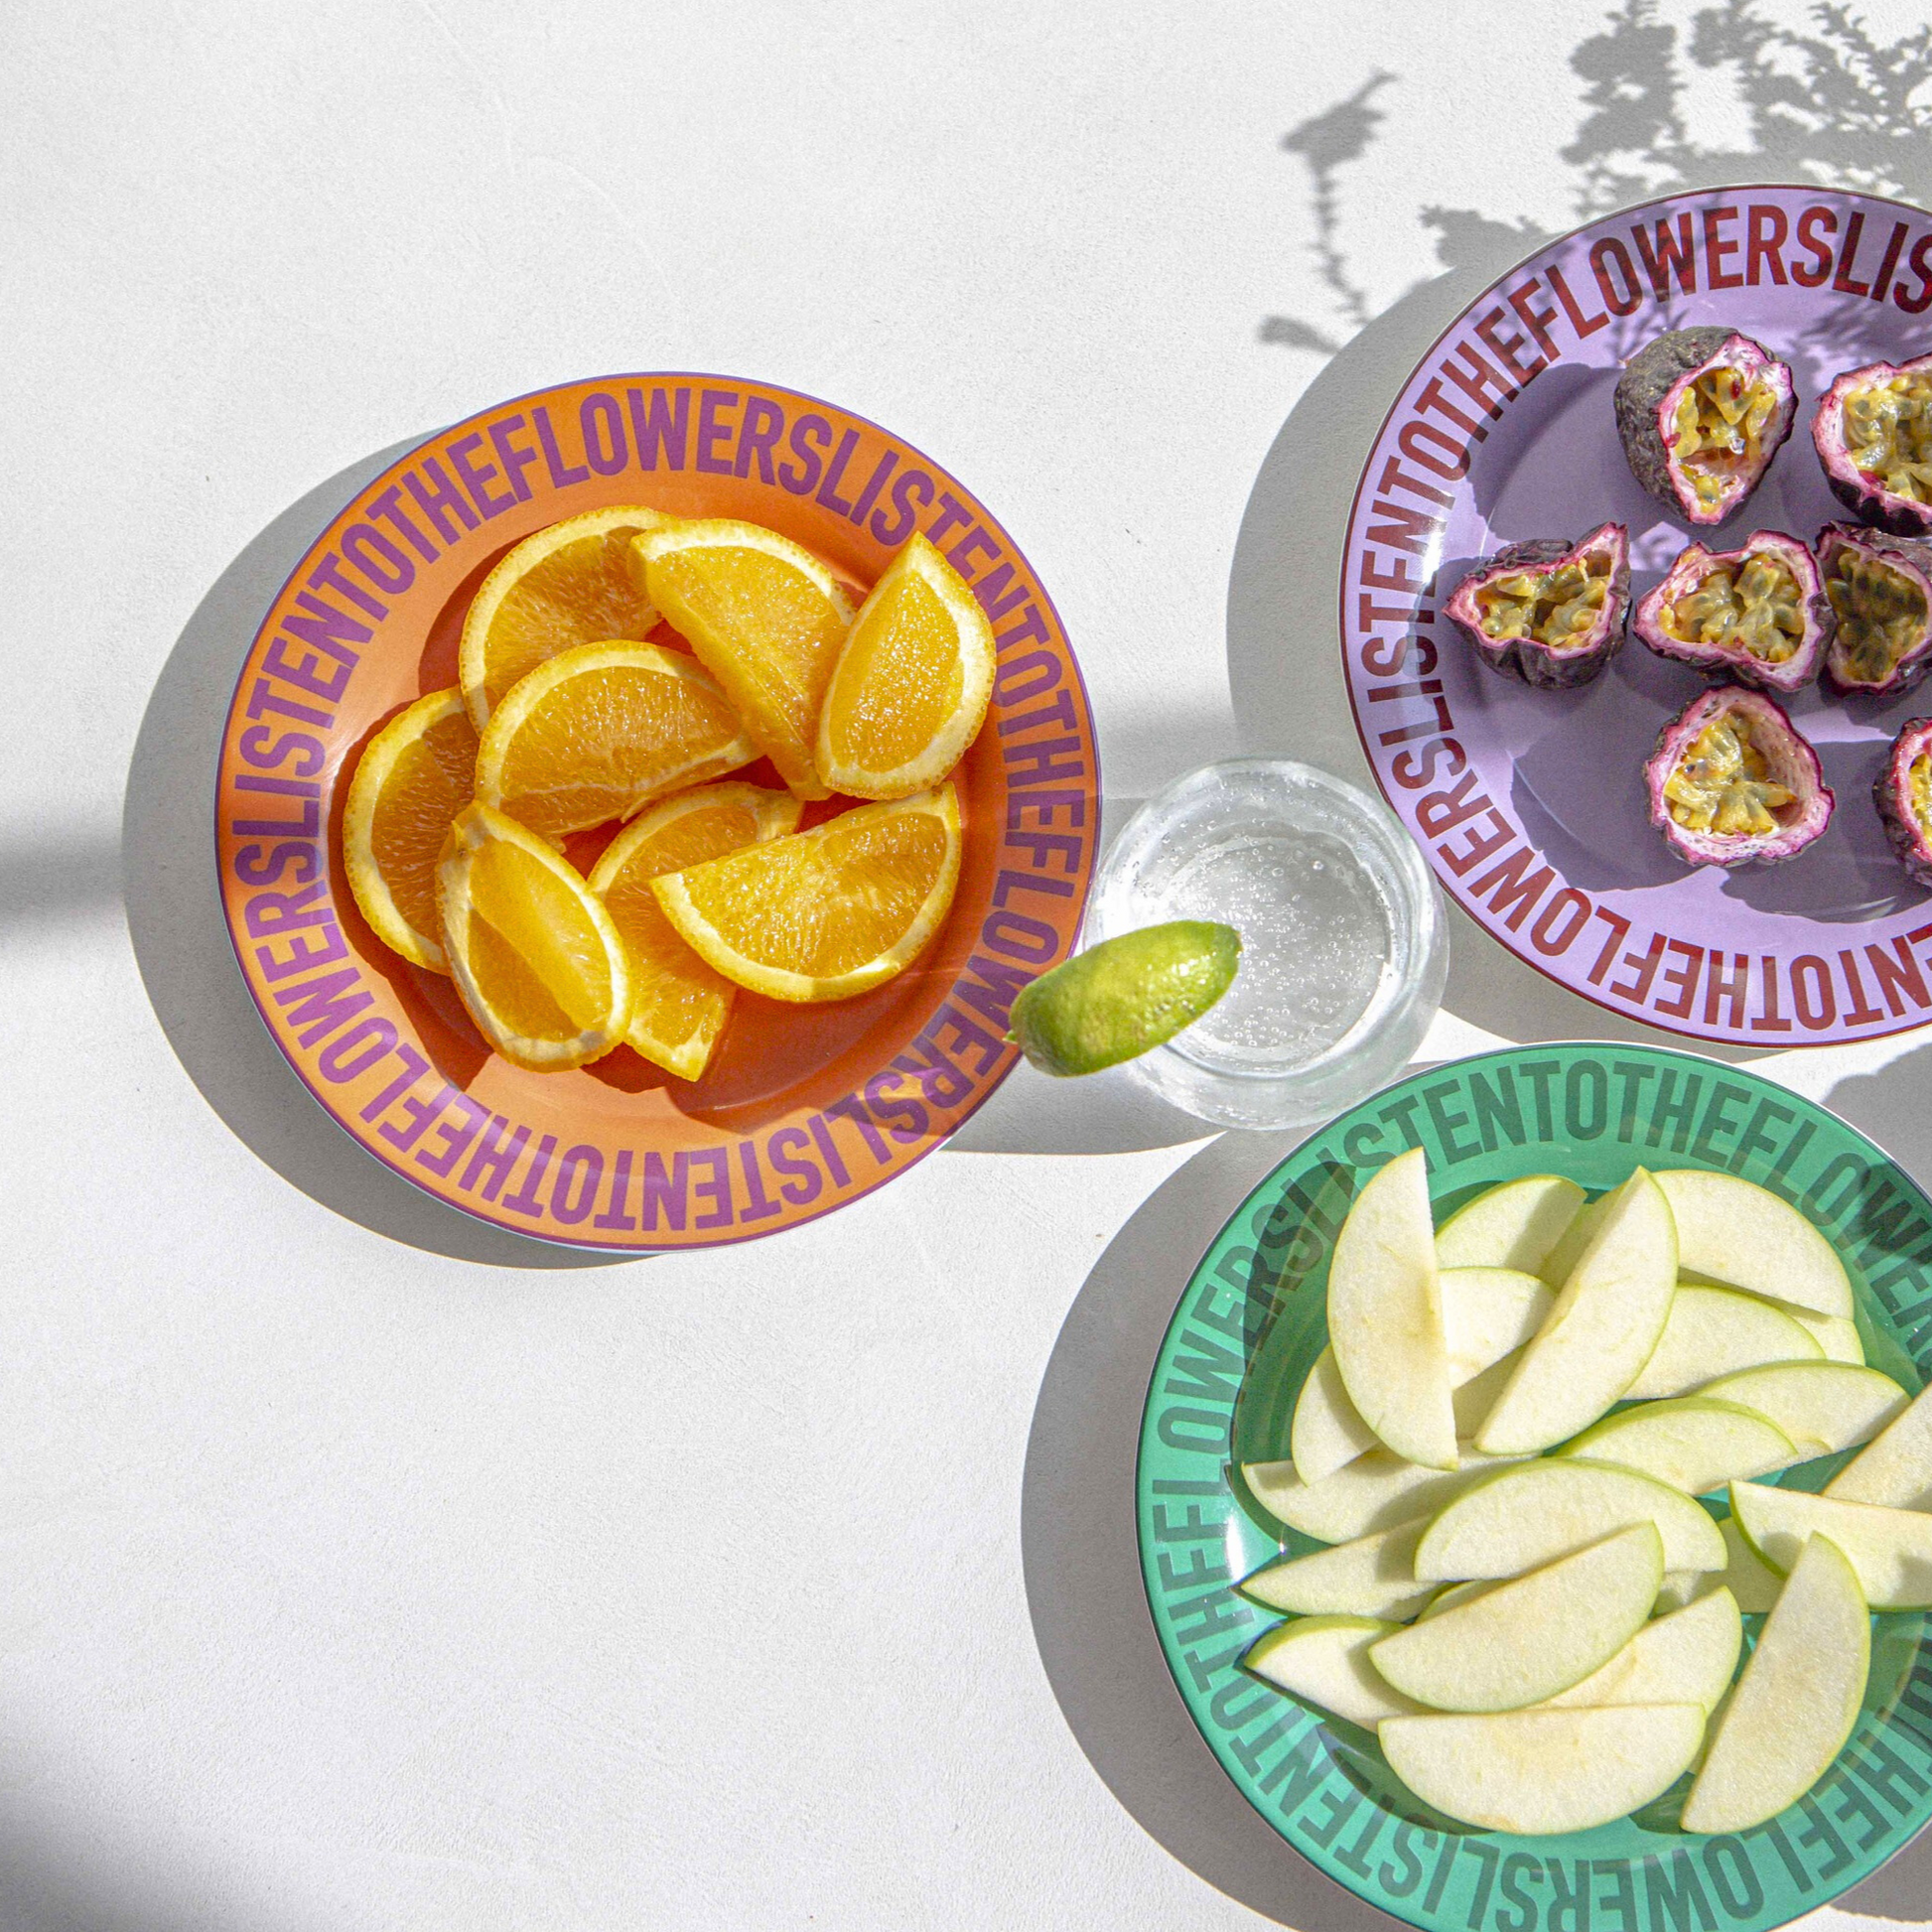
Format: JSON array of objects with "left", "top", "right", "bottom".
[
  {"left": 343, "top": 687, "right": 478, "bottom": 971},
  {"left": 436, "top": 802, "right": 631, "bottom": 1070},
  {"left": 587, "top": 782, "right": 803, "bottom": 1078},
  {"left": 816, "top": 534, "right": 995, "bottom": 798},
  {"left": 474, "top": 641, "right": 758, "bottom": 843},
  {"left": 460, "top": 504, "right": 668, "bottom": 728},
  {"left": 649, "top": 783, "right": 961, "bottom": 1003},
  {"left": 634, "top": 519, "right": 855, "bottom": 800}
]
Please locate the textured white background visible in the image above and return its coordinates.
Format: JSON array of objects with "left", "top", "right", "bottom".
[{"left": 5, "top": 2, "right": 1931, "bottom": 1926}]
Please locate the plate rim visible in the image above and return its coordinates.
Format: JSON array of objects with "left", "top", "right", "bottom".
[
  {"left": 212, "top": 368, "right": 1100, "bottom": 1252},
  {"left": 1134, "top": 1036, "right": 1932, "bottom": 1931},
  {"left": 1336, "top": 180, "right": 1932, "bottom": 1049}
]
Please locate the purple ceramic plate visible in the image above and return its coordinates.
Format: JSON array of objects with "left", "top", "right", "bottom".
[{"left": 1341, "top": 185, "right": 1932, "bottom": 1047}]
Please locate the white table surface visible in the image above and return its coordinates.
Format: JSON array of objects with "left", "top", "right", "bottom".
[{"left": 7, "top": 2, "right": 1932, "bottom": 1924}]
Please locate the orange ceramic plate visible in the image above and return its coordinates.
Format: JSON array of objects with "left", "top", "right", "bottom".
[{"left": 215, "top": 374, "right": 1098, "bottom": 1251}]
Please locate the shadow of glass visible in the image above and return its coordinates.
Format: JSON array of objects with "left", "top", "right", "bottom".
[
  {"left": 121, "top": 440, "right": 633, "bottom": 1271},
  {"left": 1021, "top": 1126, "right": 1419, "bottom": 1929}
]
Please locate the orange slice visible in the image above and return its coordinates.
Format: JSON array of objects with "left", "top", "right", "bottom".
[
  {"left": 634, "top": 519, "right": 855, "bottom": 800},
  {"left": 460, "top": 504, "right": 668, "bottom": 728},
  {"left": 649, "top": 783, "right": 961, "bottom": 1003},
  {"left": 587, "top": 782, "right": 803, "bottom": 1078},
  {"left": 815, "top": 534, "right": 995, "bottom": 798},
  {"left": 342, "top": 687, "right": 478, "bottom": 971},
  {"left": 474, "top": 641, "right": 758, "bottom": 843},
  {"left": 436, "top": 802, "right": 631, "bottom": 1070}
]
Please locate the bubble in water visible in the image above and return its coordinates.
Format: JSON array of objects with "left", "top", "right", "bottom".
[{"left": 1146, "top": 829, "right": 1392, "bottom": 1070}]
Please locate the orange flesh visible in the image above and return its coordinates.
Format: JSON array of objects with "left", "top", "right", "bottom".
[
  {"left": 462, "top": 837, "right": 615, "bottom": 1034},
  {"left": 822, "top": 571, "right": 964, "bottom": 770},
  {"left": 671, "top": 811, "right": 951, "bottom": 977},
  {"left": 481, "top": 528, "right": 657, "bottom": 713},
  {"left": 368, "top": 704, "right": 478, "bottom": 939},
  {"left": 647, "top": 547, "right": 849, "bottom": 793}
]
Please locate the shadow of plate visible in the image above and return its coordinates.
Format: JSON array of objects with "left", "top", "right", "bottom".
[
  {"left": 1022, "top": 1127, "right": 1419, "bottom": 1929},
  {"left": 122, "top": 441, "right": 633, "bottom": 1270}
]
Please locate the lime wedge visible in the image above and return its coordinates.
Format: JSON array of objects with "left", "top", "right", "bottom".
[{"left": 1009, "top": 921, "right": 1240, "bottom": 1076}]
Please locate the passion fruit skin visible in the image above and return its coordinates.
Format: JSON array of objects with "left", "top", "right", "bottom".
[
  {"left": 1812, "top": 355, "right": 1932, "bottom": 535},
  {"left": 1630, "top": 530, "right": 1831, "bottom": 694},
  {"left": 1613, "top": 328, "right": 1796, "bottom": 527},
  {"left": 1443, "top": 522, "right": 1629, "bottom": 690},
  {"left": 1817, "top": 525, "right": 1932, "bottom": 699},
  {"left": 1644, "top": 685, "right": 1834, "bottom": 869},
  {"left": 1874, "top": 718, "right": 1932, "bottom": 889}
]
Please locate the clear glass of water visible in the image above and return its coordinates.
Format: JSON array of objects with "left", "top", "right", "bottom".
[{"left": 1087, "top": 759, "right": 1448, "bottom": 1130}]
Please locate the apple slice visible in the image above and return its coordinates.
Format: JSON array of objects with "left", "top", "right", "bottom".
[
  {"left": 1784, "top": 1307, "right": 1864, "bottom": 1364},
  {"left": 1435, "top": 1174, "right": 1586, "bottom": 1275},
  {"left": 1542, "top": 1585, "right": 1742, "bottom": 1715},
  {"left": 1651, "top": 1571, "right": 1714, "bottom": 1613},
  {"left": 1378, "top": 1706, "right": 1706, "bottom": 1835},
  {"left": 1536, "top": 1189, "right": 1610, "bottom": 1288},
  {"left": 1419, "top": 1579, "right": 1498, "bottom": 1620},
  {"left": 1557, "top": 1398, "right": 1797, "bottom": 1494},
  {"left": 1326, "top": 1149, "right": 1456, "bottom": 1469},
  {"left": 1827, "top": 1381, "right": 1932, "bottom": 1509},
  {"left": 1238, "top": 1517, "right": 1438, "bottom": 1620},
  {"left": 1416, "top": 1458, "right": 1725, "bottom": 1581},
  {"left": 1369, "top": 1523, "right": 1663, "bottom": 1712},
  {"left": 1474, "top": 1170, "right": 1678, "bottom": 1455},
  {"left": 1295, "top": 1269, "right": 1553, "bottom": 1483},
  {"left": 1682, "top": 1534, "right": 1869, "bottom": 1833},
  {"left": 1290, "top": 1348, "right": 1381, "bottom": 1484},
  {"left": 1715, "top": 1516, "right": 1784, "bottom": 1613},
  {"left": 1675, "top": 1281, "right": 1864, "bottom": 1363},
  {"left": 1442, "top": 1269, "right": 1555, "bottom": 1380},
  {"left": 1243, "top": 1448, "right": 1514, "bottom": 1545},
  {"left": 1695, "top": 1362, "right": 1908, "bottom": 1458},
  {"left": 1242, "top": 1615, "right": 1424, "bottom": 1726},
  {"left": 1653, "top": 1171, "right": 1852, "bottom": 1317},
  {"left": 1450, "top": 1350, "right": 1519, "bottom": 1439},
  {"left": 1625, "top": 1286, "right": 1822, "bottom": 1400},
  {"left": 1729, "top": 1480, "right": 1932, "bottom": 1608}
]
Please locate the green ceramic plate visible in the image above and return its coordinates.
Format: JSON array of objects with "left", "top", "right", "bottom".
[{"left": 1138, "top": 1042, "right": 1932, "bottom": 1932}]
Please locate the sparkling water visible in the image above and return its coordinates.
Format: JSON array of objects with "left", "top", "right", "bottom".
[
  {"left": 1147, "top": 828, "right": 1396, "bottom": 1071},
  {"left": 1088, "top": 759, "right": 1447, "bottom": 1130}
]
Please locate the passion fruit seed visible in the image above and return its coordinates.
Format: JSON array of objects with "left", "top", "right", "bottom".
[
  {"left": 1843, "top": 374, "right": 1932, "bottom": 503},
  {"left": 1913, "top": 754, "right": 1932, "bottom": 833},
  {"left": 1662, "top": 713, "right": 1795, "bottom": 839},
  {"left": 1475, "top": 558, "right": 1609, "bottom": 646},
  {"left": 1662, "top": 552, "right": 1805, "bottom": 663},
  {"left": 1008, "top": 920, "right": 1240, "bottom": 1078},
  {"left": 1675, "top": 368, "right": 1781, "bottom": 511},
  {"left": 1826, "top": 548, "right": 1930, "bottom": 683}
]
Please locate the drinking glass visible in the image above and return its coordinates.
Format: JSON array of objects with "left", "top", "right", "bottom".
[{"left": 1086, "top": 758, "right": 1448, "bottom": 1130}]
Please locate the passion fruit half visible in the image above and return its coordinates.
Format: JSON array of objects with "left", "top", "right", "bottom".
[
  {"left": 1614, "top": 328, "right": 1795, "bottom": 526},
  {"left": 1817, "top": 525, "right": 1932, "bottom": 698},
  {"left": 1875, "top": 718, "right": 1932, "bottom": 889},
  {"left": 1644, "top": 686, "right": 1833, "bottom": 869},
  {"left": 1444, "top": 521, "right": 1629, "bottom": 689},
  {"left": 1630, "top": 530, "right": 1830, "bottom": 693},
  {"left": 1812, "top": 355, "right": 1932, "bottom": 535}
]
